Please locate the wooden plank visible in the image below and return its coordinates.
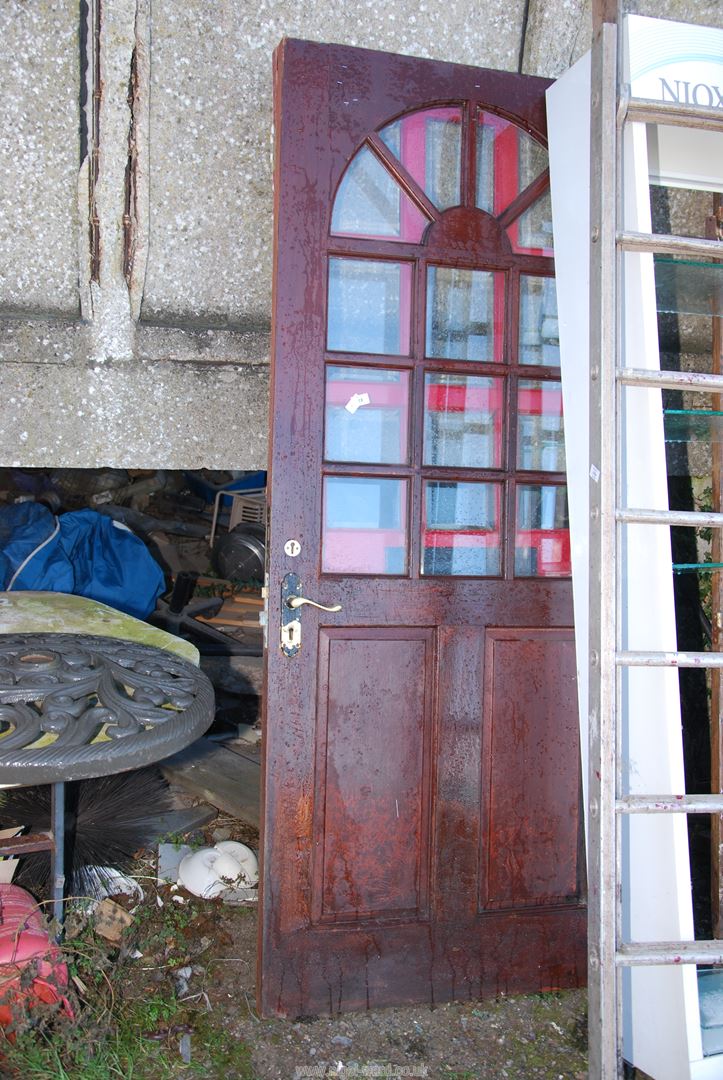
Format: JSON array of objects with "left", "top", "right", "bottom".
[
  {"left": 200, "top": 654, "right": 264, "bottom": 696},
  {"left": 162, "top": 738, "right": 260, "bottom": 828},
  {"left": 197, "top": 614, "right": 260, "bottom": 629},
  {"left": 224, "top": 740, "right": 262, "bottom": 764},
  {"left": 0, "top": 831, "right": 54, "bottom": 856},
  {"left": 195, "top": 576, "right": 234, "bottom": 591},
  {"left": 148, "top": 805, "right": 218, "bottom": 838}
]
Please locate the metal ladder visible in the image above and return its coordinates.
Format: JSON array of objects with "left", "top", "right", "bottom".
[{"left": 588, "top": 4, "right": 723, "bottom": 1077}]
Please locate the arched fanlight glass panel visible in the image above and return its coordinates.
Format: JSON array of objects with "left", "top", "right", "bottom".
[{"left": 325, "top": 101, "right": 566, "bottom": 579}]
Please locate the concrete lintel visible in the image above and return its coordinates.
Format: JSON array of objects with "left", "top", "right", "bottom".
[
  {"left": 0, "top": 359, "right": 269, "bottom": 470},
  {"left": 0, "top": 316, "right": 271, "bottom": 368}
]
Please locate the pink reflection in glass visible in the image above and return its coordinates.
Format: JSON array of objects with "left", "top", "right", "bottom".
[
  {"left": 422, "top": 480, "right": 502, "bottom": 577},
  {"left": 380, "top": 107, "right": 462, "bottom": 210},
  {"left": 423, "top": 373, "right": 504, "bottom": 468},
  {"left": 514, "top": 484, "right": 570, "bottom": 577},
  {"left": 322, "top": 476, "right": 407, "bottom": 574},
  {"left": 507, "top": 191, "right": 554, "bottom": 257},
  {"left": 476, "top": 110, "right": 548, "bottom": 216},
  {"left": 325, "top": 367, "right": 410, "bottom": 464},
  {"left": 516, "top": 380, "right": 565, "bottom": 471}
]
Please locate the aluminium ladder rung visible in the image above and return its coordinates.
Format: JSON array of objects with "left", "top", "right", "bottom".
[
  {"left": 618, "top": 230, "right": 723, "bottom": 259},
  {"left": 617, "top": 942, "right": 723, "bottom": 966},
  {"left": 618, "top": 508, "right": 723, "bottom": 527},
  {"left": 617, "top": 794, "right": 723, "bottom": 813},
  {"left": 624, "top": 96, "right": 723, "bottom": 132},
  {"left": 617, "top": 650, "right": 723, "bottom": 668},
  {"left": 619, "top": 368, "right": 723, "bottom": 393}
]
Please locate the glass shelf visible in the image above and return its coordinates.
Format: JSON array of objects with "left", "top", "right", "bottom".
[
  {"left": 664, "top": 410, "right": 723, "bottom": 443},
  {"left": 673, "top": 563, "right": 723, "bottom": 575},
  {"left": 654, "top": 258, "right": 723, "bottom": 318}
]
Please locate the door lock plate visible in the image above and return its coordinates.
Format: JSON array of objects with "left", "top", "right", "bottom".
[
  {"left": 281, "top": 618, "right": 301, "bottom": 654},
  {"left": 281, "top": 572, "right": 303, "bottom": 656}
]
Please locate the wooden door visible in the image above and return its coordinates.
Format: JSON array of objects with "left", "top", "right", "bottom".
[{"left": 260, "top": 38, "right": 586, "bottom": 1018}]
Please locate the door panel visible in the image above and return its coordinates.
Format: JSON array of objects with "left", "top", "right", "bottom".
[
  {"left": 312, "top": 628, "right": 434, "bottom": 924},
  {"left": 261, "top": 38, "right": 586, "bottom": 1017},
  {"left": 481, "top": 629, "right": 581, "bottom": 910}
]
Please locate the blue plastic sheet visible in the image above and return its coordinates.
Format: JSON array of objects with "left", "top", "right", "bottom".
[{"left": 0, "top": 504, "right": 165, "bottom": 619}]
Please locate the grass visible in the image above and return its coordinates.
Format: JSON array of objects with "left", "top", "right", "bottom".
[
  {"left": 3, "top": 993, "right": 255, "bottom": 1079},
  {"left": 0, "top": 882, "right": 257, "bottom": 1080},
  {"left": 0, "top": 839, "right": 587, "bottom": 1080}
]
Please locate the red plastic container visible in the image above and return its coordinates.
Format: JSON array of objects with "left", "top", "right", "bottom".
[{"left": 0, "top": 884, "right": 71, "bottom": 1033}]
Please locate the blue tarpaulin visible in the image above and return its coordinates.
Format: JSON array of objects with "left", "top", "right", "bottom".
[{"left": 0, "top": 503, "right": 165, "bottom": 619}]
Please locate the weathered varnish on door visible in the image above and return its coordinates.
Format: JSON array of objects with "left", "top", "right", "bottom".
[{"left": 260, "top": 38, "right": 586, "bottom": 1017}]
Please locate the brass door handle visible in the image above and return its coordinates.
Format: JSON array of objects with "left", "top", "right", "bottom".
[
  {"left": 280, "top": 573, "right": 341, "bottom": 657},
  {"left": 286, "top": 596, "right": 342, "bottom": 612}
]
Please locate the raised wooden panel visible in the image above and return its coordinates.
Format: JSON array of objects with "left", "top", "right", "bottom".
[
  {"left": 480, "top": 628, "right": 581, "bottom": 911},
  {"left": 434, "top": 625, "right": 485, "bottom": 920},
  {"left": 312, "top": 627, "right": 435, "bottom": 924}
]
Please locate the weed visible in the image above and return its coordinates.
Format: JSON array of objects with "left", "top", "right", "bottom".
[
  {"left": 0, "top": 882, "right": 256, "bottom": 1080},
  {"left": 161, "top": 830, "right": 206, "bottom": 852},
  {"left": 2, "top": 964, "right": 256, "bottom": 1079}
]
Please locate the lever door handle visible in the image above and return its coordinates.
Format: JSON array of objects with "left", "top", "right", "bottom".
[
  {"left": 280, "top": 573, "right": 341, "bottom": 657},
  {"left": 286, "top": 595, "right": 342, "bottom": 613}
]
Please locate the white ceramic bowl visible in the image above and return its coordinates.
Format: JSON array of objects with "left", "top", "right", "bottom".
[
  {"left": 177, "top": 842, "right": 259, "bottom": 899},
  {"left": 214, "top": 841, "right": 259, "bottom": 886}
]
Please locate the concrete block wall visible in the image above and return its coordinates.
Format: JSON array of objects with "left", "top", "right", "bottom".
[{"left": 0, "top": 0, "right": 716, "bottom": 470}]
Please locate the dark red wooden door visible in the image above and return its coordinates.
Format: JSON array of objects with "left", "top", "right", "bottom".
[{"left": 260, "top": 38, "right": 586, "bottom": 1018}]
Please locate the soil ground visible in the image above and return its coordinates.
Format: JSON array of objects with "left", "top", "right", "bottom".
[
  {"left": 2, "top": 811, "right": 591, "bottom": 1080},
  {"left": 105, "top": 882, "right": 590, "bottom": 1079},
  {"left": 141, "top": 815, "right": 591, "bottom": 1080},
  {"left": 1, "top": 808, "right": 596, "bottom": 1080}
]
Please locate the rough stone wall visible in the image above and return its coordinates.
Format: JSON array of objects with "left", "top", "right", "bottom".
[
  {"left": 1, "top": 3, "right": 80, "bottom": 317},
  {"left": 141, "top": 0, "right": 528, "bottom": 329},
  {"left": 521, "top": 0, "right": 723, "bottom": 77},
  {"left": 0, "top": 0, "right": 717, "bottom": 470}
]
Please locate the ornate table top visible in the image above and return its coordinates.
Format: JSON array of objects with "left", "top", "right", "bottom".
[{"left": 0, "top": 634, "right": 214, "bottom": 784}]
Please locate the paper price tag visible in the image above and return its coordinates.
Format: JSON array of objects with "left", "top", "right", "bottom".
[{"left": 344, "top": 392, "right": 371, "bottom": 414}]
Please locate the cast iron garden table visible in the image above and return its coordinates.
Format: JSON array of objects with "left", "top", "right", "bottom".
[{"left": 0, "top": 633, "right": 215, "bottom": 923}]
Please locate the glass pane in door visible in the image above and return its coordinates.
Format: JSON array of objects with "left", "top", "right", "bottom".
[
  {"left": 322, "top": 476, "right": 407, "bottom": 574},
  {"left": 325, "top": 366, "right": 410, "bottom": 464},
  {"left": 423, "top": 373, "right": 503, "bottom": 468},
  {"left": 426, "top": 267, "right": 502, "bottom": 362},
  {"left": 475, "top": 120, "right": 495, "bottom": 213},
  {"left": 519, "top": 276, "right": 560, "bottom": 366},
  {"left": 517, "top": 130, "right": 548, "bottom": 193},
  {"left": 507, "top": 190, "right": 554, "bottom": 256},
  {"left": 422, "top": 480, "right": 501, "bottom": 576},
  {"left": 515, "top": 483, "right": 570, "bottom": 576},
  {"left": 331, "top": 145, "right": 428, "bottom": 243},
  {"left": 516, "top": 380, "right": 565, "bottom": 471},
  {"left": 379, "top": 107, "right": 462, "bottom": 209},
  {"left": 476, "top": 111, "right": 548, "bottom": 215},
  {"left": 327, "top": 258, "right": 411, "bottom": 355}
]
